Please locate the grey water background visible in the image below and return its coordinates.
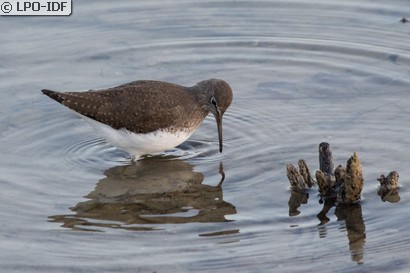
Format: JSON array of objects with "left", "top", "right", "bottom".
[{"left": 1, "top": 0, "right": 410, "bottom": 272}]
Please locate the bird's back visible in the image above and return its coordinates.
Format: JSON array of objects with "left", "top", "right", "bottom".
[{"left": 42, "top": 80, "right": 208, "bottom": 134}]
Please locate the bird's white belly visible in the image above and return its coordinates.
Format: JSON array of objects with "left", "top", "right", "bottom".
[{"left": 75, "top": 113, "right": 194, "bottom": 160}]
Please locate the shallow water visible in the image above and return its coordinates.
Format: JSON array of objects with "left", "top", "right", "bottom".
[{"left": 1, "top": 0, "right": 410, "bottom": 272}]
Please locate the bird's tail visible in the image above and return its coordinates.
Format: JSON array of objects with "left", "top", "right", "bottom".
[{"left": 41, "top": 89, "right": 65, "bottom": 104}]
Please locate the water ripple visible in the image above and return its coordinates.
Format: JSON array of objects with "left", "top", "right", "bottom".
[{"left": 2, "top": 0, "right": 410, "bottom": 272}]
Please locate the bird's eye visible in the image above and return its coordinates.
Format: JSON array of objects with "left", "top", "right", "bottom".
[{"left": 211, "top": 97, "right": 217, "bottom": 106}]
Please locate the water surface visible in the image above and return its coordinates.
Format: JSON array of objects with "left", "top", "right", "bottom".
[{"left": 1, "top": 0, "right": 410, "bottom": 272}]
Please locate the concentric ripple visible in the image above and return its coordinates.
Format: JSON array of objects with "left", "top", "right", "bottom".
[{"left": 1, "top": 0, "right": 410, "bottom": 272}]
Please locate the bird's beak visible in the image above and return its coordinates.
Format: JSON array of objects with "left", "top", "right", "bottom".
[{"left": 215, "top": 111, "right": 223, "bottom": 153}]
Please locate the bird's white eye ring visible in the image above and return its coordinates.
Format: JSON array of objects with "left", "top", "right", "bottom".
[{"left": 211, "top": 97, "right": 217, "bottom": 106}]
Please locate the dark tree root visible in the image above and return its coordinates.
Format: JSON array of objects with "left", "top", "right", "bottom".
[{"left": 286, "top": 142, "right": 399, "bottom": 204}]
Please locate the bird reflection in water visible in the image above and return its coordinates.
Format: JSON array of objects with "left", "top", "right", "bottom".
[
  {"left": 49, "top": 157, "right": 236, "bottom": 231},
  {"left": 288, "top": 193, "right": 366, "bottom": 264}
]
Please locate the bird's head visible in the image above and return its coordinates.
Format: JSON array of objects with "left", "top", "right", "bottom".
[{"left": 197, "top": 79, "right": 233, "bottom": 153}]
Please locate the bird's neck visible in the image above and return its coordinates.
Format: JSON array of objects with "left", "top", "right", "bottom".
[{"left": 188, "top": 85, "right": 209, "bottom": 112}]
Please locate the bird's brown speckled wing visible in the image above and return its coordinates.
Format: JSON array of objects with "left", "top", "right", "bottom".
[{"left": 42, "top": 81, "right": 206, "bottom": 134}]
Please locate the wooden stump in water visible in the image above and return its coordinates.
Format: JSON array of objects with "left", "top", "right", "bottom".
[
  {"left": 319, "top": 142, "right": 334, "bottom": 175},
  {"left": 316, "top": 170, "right": 334, "bottom": 196},
  {"left": 286, "top": 159, "right": 314, "bottom": 191},
  {"left": 298, "top": 159, "right": 315, "bottom": 188},
  {"left": 287, "top": 142, "right": 365, "bottom": 203},
  {"left": 378, "top": 171, "right": 399, "bottom": 192},
  {"left": 286, "top": 142, "right": 402, "bottom": 204},
  {"left": 377, "top": 171, "right": 400, "bottom": 203},
  {"left": 286, "top": 164, "right": 307, "bottom": 191},
  {"left": 337, "top": 153, "right": 363, "bottom": 203},
  {"left": 316, "top": 142, "right": 336, "bottom": 197},
  {"left": 334, "top": 165, "right": 346, "bottom": 188}
]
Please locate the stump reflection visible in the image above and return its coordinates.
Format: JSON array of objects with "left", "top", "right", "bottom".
[{"left": 288, "top": 195, "right": 366, "bottom": 264}]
